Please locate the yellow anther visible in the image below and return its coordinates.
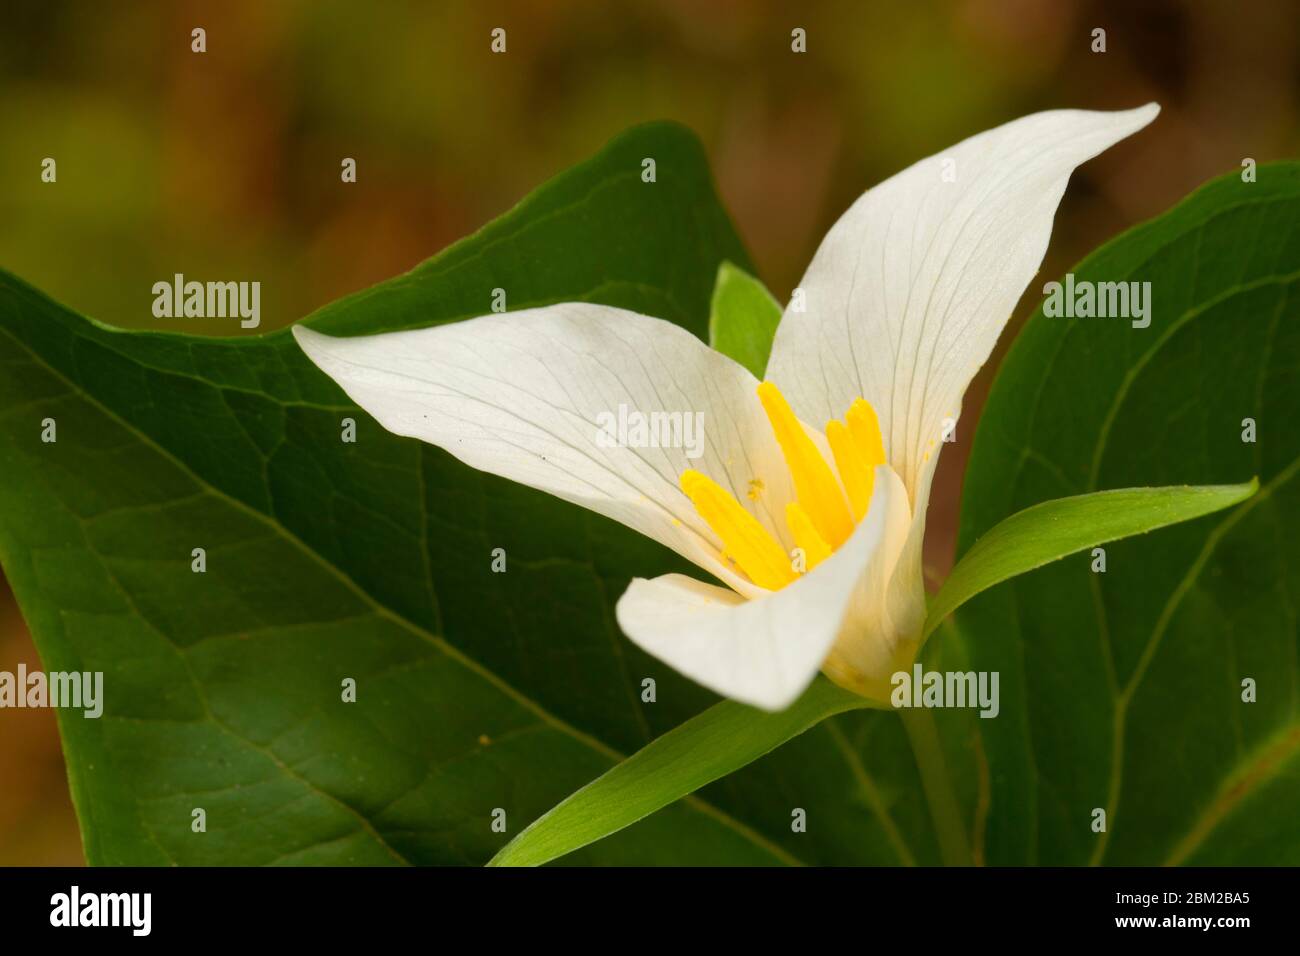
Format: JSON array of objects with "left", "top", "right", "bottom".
[
  {"left": 757, "top": 382, "right": 854, "bottom": 548},
  {"left": 846, "top": 399, "right": 886, "bottom": 468},
  {"left": 785, "top": 502, "right": 832, "bottom": 572},
  {"left": 680, "top": 469, "right": 794, "bottom": 591},
  {"left": 678, "top": 391, "right": 888, "bottom": 591},
  {"left": 825, "top": 420, "right": 873, "bottom": 522}
]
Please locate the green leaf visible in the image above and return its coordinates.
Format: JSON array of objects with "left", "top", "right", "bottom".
[
  {"left": 708, "top": 260, "right": 782, "bottom": 377},
  {"left": 954, "top": 162, "right": 1300, "bottom": 864},
  {"left": 0, "top": 123, "right": 817, "bottom": 866},
  {"left": 489, "top": 677, "right": 875, "bottom": 866},
  {"left": 923, "top": 482, "right": 1257, "bottom": 640}
]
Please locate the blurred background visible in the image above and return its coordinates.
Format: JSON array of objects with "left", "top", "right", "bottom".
[{"left": 1, "top": 0, "right": 1296, "bottom": 865}]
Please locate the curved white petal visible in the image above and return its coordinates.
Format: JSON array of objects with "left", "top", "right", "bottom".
[
  {"left": 822, "top": 468, "right": 922, "bottom": 698},
  {"left": 616, "top": 467, "right": 909, "bottom": 710},
  {"left": 767, "top": 104, "right": 1160, "bottom": 502},
  {"left": 294, "top": 305, "right": 800, "bottom": 597}
]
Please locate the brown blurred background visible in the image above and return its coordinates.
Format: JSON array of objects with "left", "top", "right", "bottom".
[{"left": 1, "top": 0, "right": 1296, "bottom": 865}]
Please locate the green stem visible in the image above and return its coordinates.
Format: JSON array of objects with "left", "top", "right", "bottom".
[{"left": 899, "top": 705, "right": 973, "bottom": 866}]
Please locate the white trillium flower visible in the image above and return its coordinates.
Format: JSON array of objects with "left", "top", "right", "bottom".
[{"left": 294, "top": 105, "right": 1159, "bottom": 712}]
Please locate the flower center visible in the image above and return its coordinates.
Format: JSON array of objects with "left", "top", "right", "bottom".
[{"left": 680, "top": 381, "right": 885, "bottom": 590}]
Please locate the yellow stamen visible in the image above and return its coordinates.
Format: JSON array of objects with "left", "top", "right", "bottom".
[
  {"left": 845, "top": 398, "right": 886, "bottom": 469},
  {"left": 825, "top": 420, "right": 873, "bottom": 522},
  {"left": 785, "top": 502, "right": 831, "bottom": 572},
  {"left": 681, "top": 469, "right": 794, "bottom": 590},
  {"left": 757, "top": 382, "right": 854, "bottom": 548}
]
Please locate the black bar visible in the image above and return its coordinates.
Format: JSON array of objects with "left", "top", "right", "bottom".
[{"left": 0, "top": 866, "right": 1274, "bottom": 942}]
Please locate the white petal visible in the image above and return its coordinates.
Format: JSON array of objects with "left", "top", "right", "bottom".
[
  {"left": 767, "top": 104, "right": 1159, "bottom": 501},
  {"left": 293, "top": 305, "right": 800, "bottom": 597},
  {"left": 616, "top": 467, "right": 909, "bottom": 710},
  {"left": 822, "top": 469, "right": 923, "bottom": 697}
]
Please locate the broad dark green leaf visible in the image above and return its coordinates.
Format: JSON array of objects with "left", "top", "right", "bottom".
[
  {"left": 708, "top": 260, "right": 782, "bottom": 377},
  {"left": 0, "top": 123, "right": 809, "bottom": 865},
  {"left": 489, "top": 677, "right": 875, "bottom": 866},
  {"left": 954, "top": 163, "right": 1300, "bottom": 864}
]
